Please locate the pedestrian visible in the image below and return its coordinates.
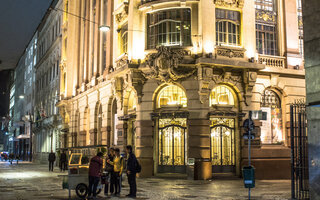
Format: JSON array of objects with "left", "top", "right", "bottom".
[
  {"left": 60, "top": 151, "right": 67, "bottom": 172},
  {"left": 106, "top": 148, "right": 123, "bottom": 196},
  {"left": 9, "top": 153, "right": 14, "bottom": 165},
  {"left": 48, "top": 150, "right": 56, "bottom": 171},
  {"left": 104, "top": 147, "right": 114, "bottom": 196},
  {"left": 126, "top": 145, "right": 138, "bottom": 198},
  {"left": 88, "top": 152, "right": 103, "bottom": 199}
]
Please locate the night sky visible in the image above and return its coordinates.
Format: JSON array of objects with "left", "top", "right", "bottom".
[
  {"left": 0, "top": 0, "right": 52, "bottom": 71},
  {"left": 0, "top": 0, "right": 51, "bottom": 117}
]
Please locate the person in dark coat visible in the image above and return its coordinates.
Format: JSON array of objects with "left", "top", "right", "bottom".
[
  {"left": 48, "top": 150, "right": 56, "bottom": 171},
  {"left": 88, "top": 152, "right": 103, "bottom": 199},
  {"left": 126, "top": 145, "right": 137, "bottom": 198},
  {"left": 104, "top": 147, "right": 114, "bottom": 196},
  {"left": 60, "top": 151, "right": 67, "bottom": 172}
]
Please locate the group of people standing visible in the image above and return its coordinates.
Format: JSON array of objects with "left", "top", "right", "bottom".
[{"left": 88, "top": 145, "right": 138, "bottom": 199}]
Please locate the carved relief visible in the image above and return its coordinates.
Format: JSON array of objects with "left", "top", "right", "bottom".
[
  {"left": 115, "top": 2, "right": 128, "bottom": 24},
  {"left": 216, "top": 46, "right": 245, "bottom": 58},
  {"left": 144, "top": 46, "right": 196, "bottom": 83},
  {"left": 256, "top": 11, "right": 276, "bottom": 23},
  {"left": 115, "top": 54, "right": 129, "bottom": 70},
  {"left": 214, "top": 0, "right": 244, "bottom": 9},
  {"left": 243, "top": 71, "right": 257, "bottom": 106},
  {"left": 130, "top": 70, "right": 146, "bottom": 103}
]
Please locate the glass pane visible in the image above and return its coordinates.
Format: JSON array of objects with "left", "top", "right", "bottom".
[
  {"left": 158, "top": 85, "right": 187, "bottom": 108},
  {"left": 173, "top": 126, "right": 184, "bottom": 165},
  {"left": 210, "top": 85, "right": 235, "bottom": 106},
  {"left": 159, "top": 127, "right": 173, "bottom": 165},
  {"left": 211, "top": 127, "right": 221, "bottom": 165}
]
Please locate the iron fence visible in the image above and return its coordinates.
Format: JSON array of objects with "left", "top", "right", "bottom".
[{"left": 290, "top": 101, "right": 309, "bottom": 199}]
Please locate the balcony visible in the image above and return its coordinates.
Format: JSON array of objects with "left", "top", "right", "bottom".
[{"left": 258, "top": 54, "right": 286, "bottom": 68}]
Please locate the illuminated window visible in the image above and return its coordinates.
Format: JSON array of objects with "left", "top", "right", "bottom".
[
  {"left": 216, "top": 9, "right": 241, "bottom": 46},
  {"left": 260, "top": 89, "right": 282, "bottom": 144},
  {"left": 147, "top": 8, "right": 191, "bottom": 49},
  {"left": 120, "top": 24, "right": 128, "bottom": 54},
  {"left": 255, "top": 0, "right": 278, "bottom": 56},
  {"left": 128, "top": 91, "right": 137, "bottom": 111},
  {"left": 157, "top": 85, "right": 187, "bottom": 108},
  {"left": 210, "top": 86, "right": 235, "bottom": 106}
]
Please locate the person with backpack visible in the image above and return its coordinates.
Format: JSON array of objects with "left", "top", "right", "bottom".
[{"left": 126, "top": 145, "right": 140, "bottom": 198}]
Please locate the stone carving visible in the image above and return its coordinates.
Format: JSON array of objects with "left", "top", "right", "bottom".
[
  {"left": 115, "top": 54, "right": 129, "bottom": 70},
  {"left": 112, "top": 77, "right": 124, "bottom": 109},
  {"left": 214, "top": 0, "right": 244, "bottom": 9},
  {"left": 216, "top": 46, "right": 245, "bottom": 58},
  {"left": 243, "top": 71, "right": 257, "bottom": 106},
  {"left": 130, "top": 70, "right": 146, "bottom": 103},
  {"left": 144, "top": 46, "right": 196, "bottom": 82},
  {"left": 256, "top": 11, "right": 276, "bottom": 23},
  {"left": 115, "top": 2, "right": 128, "bottom": 24}
]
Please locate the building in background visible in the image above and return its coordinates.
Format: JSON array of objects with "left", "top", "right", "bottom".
[{"left": 33, "top": 0, "right": 62, "bottom": 164}]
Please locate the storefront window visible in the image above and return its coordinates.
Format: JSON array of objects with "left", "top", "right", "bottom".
[
  {"left": 260, "top": 89, "right": 282, "bottom": 144},
  {"left": 210, "top": 85, "right": 235, "bottom": 106},
  {"left": 157, "top": 85, "right": 187, "bottom": 108}
]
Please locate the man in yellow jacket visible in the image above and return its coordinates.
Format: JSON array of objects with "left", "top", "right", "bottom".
[{"left": 107, "top": 148, "right": 123, "bottom": 196}]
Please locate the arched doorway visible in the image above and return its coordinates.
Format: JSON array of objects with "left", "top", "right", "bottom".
[
  {"left": 155, "top": 85, "right": 188, "bottom": 173},
  {"left": 209, "top": 85, "right": 237, "bottom": 173}
]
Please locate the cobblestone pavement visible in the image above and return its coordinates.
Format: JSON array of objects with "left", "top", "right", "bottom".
[{"left": 0, "top": 161, "right": 291, "bottom": 200}]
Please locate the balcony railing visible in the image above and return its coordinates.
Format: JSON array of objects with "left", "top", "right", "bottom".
[{"left": 258, "top": 54, "right": 286, "bottom": 68}]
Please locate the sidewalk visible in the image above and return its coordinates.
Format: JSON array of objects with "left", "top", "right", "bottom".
[{"left": 0, "top": 161, "right": 291, "bottom": 200}]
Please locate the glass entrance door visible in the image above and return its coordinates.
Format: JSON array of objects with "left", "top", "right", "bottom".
[
  {"left": 158, "top": 118, "right": 187, "bottom": 173},
  {"left": 210, "top": 118, "right": 235, "bottom": 173}
]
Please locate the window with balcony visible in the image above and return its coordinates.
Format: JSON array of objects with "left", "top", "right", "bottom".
[
  {"left": 147, "top": 8, "right": 191, "bottom": 49},
  {"left": 255, "top": 0, "right": 278, "bottom": 56},
  {"left": 216, "top": 9, "right": 241, "bottom": 46}
]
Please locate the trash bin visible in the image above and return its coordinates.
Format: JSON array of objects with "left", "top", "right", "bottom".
[{"left": 242, "top": 165, "right": 255, "bottom": 188}]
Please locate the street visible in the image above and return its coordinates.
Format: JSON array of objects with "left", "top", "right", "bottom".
[{"left": 0, "top": 161, "right": 291, "bottom": 200}]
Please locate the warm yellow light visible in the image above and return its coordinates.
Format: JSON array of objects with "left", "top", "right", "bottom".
[{"left": 204, "top": 42, "right": 214, "bottom": 53}]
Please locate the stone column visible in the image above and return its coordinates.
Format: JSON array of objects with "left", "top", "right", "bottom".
[
  {"left": 188, "top": 119, "right": 212, "bottom": 180},
  {"left": 303, "top": 0, "right": 320, "bottom": 198},
  {"left": 135, "top": 120, "right": 153, "bottom": 177}
]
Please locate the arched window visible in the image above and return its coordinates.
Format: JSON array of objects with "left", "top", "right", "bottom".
[
  {"left": 216, "top": 9, "right": 241, "bottom": 46},
  {"left": 157, "top": 85, "right": 187, "bottom": 108},
  {"left": 260, "top": 89, "right": 282, "bottom": 144},
  {"left": 210, "top": 85, "right": 235, "bottom": 106}
]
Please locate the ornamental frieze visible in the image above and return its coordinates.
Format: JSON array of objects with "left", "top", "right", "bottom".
[
  {"left": 214, "top": 0, "right": 244, "bottom": 9},
  {"left": 143, "top": 46, "right": 196, "bottom": 83},
  {"left": 115, "top": 2, "right": 128, "bottom": 24},
  {"left": 215, "top": 46, "right": 245, "bottom": 58},
  {"left": 256, "top": 11, "right": 276, "bottom": 23}
]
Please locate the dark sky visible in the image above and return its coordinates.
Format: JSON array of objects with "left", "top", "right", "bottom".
[{"left": 0, "top": 0, "right": 52, "bottom": 71}]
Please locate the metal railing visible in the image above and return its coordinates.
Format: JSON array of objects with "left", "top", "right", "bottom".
[
  {"left": 258, "top": 54, "right": 286, "bottom": 68},
  {"left": 290, "top": 101, "right": 309, "bottom": 200}
]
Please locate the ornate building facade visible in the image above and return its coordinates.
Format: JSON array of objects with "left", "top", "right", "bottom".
[{"left": 58, "top": 0, "right": 305, "bottom": 179}]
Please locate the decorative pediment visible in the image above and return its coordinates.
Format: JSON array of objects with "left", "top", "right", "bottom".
[
  {"left": 143, "top": 46, "right": 196, "bottom": 83},
  {"left": 214, "top": 0, "right": 244, "bottom": 9}
]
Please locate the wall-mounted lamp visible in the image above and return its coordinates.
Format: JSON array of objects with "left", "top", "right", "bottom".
[
  {"left": 206, "top": 53, "right": 213, "bottom": 58},
  {"left": 19, "top": 95, "right": 24, "bottom": 99},
  {"left": 248, "top": 57, "right": 255, "bottom": 63},
  {"left": 294, "top": 65, "right": 300, "bottom": 70}
]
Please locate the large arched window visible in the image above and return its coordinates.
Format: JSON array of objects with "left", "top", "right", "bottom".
[
  {"left": 216, "top": 9, "right": 241, "bottom": 46},
  {"left": 210, "top": 85, "right": 235, "bottom": 106},
  {"left": 147, "top": 8, "right": 191, "bottom": 49},
  {"left": 260, "top": 89, "right": 282, "bottom": 144},
  {"left": 157, "top": 85, "right": 187, "bottom": 108}
]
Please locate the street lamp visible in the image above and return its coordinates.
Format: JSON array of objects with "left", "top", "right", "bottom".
[{"left": 50, "top": 7, "right": 110, "bottom": 32}]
